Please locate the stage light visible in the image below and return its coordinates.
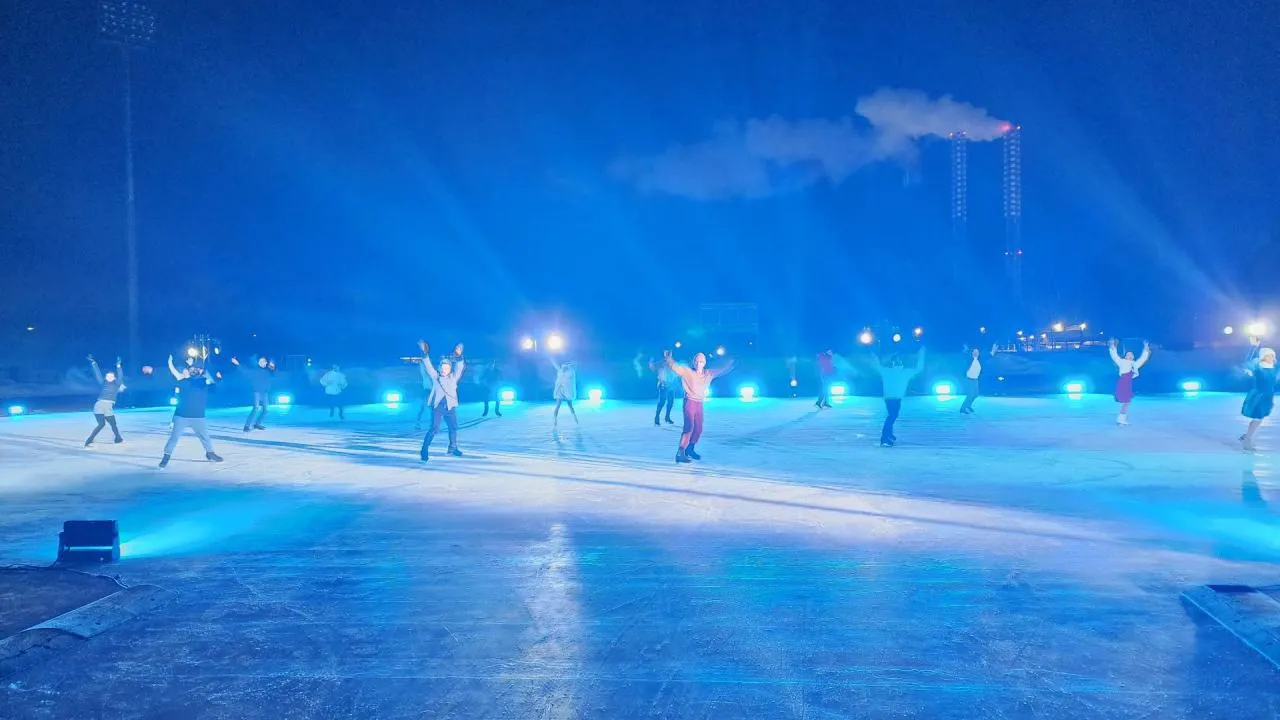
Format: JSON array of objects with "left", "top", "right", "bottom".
[
  {"left": 1246, "top": 320, "right": 1268, "bottom": 337},
  {"left": 26, "top": 326, "right": 35, "bottom": 332},
  {"left": 520, "top": 336, "right": 536, "bottom": 351},
  {"left": 789, "top": 378, "right": 798, "bottom": 387},
  {"left": 674, "top": 341, "right": 683, "bottom": 349},
  {"left": 168, "top": 397, "right": 178, "bottom": 406},
  {"left": 383, "top": 391, "right": 402, "bottom": 403},
  {"left": 715, "top": 345, "right": 726, "bottom": 356},
  {"left": 738, "top": 384, "right": 757, "bottom": 401},
  {"left": 1063, "top": 381, "right": 1086, "bottom": 394},
  {"left": 829, "top": 383, "right": 847, "bottom": 397},
  {"left": 586, "top": 387, "right": 604, "bottom": 402},
  {"left": 979, "top": 326, "right": 987, "bottom": 334},
  {"left": 913, "top": 327, "right": 923, "bottom": 337},
  {"left": 1016, "top": 330, "right": 1024, "bottom": 336},
  {"left": 499, "top": 387, "right": 516, "bottom": 402},
  {"left": 1180, "top": 380, "right": 1202, "bottom": 392},
  {"left": 1052, "top": 322, "right": 1065, "bottom": 332},
  {"left": 858, "top": 330, "right": 874, "bottom": 345},
  {"left": 891, "top": 333, "right": 902, "bottom": 343},
  {"left": 57, "top": 520, "right": 119, "bottom": 564},
  {"left": 546, "top": 333, "right": 565, "bottom": 351},
  {"left": 275, "top": 394, "right": 292, "bottom": 405},
  {"left": 7, "top": 404, "right": 26, "bottom": 416},
  {"left": 1080, "top": 322, "right": 1088, "bottom": 330},
  {"left": 933, "top": 382, "right": 953, "bottom": 396},
  {"left": 1223, "top": 326, "right": 1234, "bottom": 335},
  {"left": 186, "top": 346, "right": 199, "bottom": 358}
]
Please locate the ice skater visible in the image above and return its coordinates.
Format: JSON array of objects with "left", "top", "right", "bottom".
[
  {"left": 231, "top": 354, "right": 275, "bottom": 431},
  {"left": 481, "top": 359, "right": 503, "bottom": 417},
  {"left": 665, "top": 349, "right": 735, "bottom": 463},
  {"left": 1240, "top": 338, "right": 1277, "bottom": 451},
  {"left": 417, "top": 339, "right": 465, "bottom": 460},
  {"left": 959, "top": 343, "right": 997, "bottom": 415},
  {"left": 159, "top": 354, "right": 223, "bottom": 468},
  {"left": 815, "top": 349, "right": 836, "bottom": 409},
  {"left": 551, "top": 357, "right": 578, "bottom": 426},
  {"left": 320, "top": 364, "right": 348, "bottom": 419},
  {"left": 873, "top": 347, "right": 925, "bottom": 447},
  {"left": 1109, "top": 338, "right": 1151, "bottom": 425},
  {"left": 646, "top": 354, "right": 678, "bottom": 426},
  {"left": 84, "top": 354, "right": 127, "bottom": 446}
]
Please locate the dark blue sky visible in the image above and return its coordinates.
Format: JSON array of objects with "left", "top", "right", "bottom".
[{"left": 2, "top": 0, "right": 1277, "bottom": 360}]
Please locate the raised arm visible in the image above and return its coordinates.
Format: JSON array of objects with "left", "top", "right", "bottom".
[
  {"left": 1135, "top": 343, "right": 1151, "bottom": 369},
  {"left": 1108, "top": 340, "right": 1121, "bottom": 365},
  {"left": 88, "top": 355, "right": 104, "bottom": 384},
  {"left": 710, "top": 358, "right": 736, "bottom": 378},
  {"left": 167, "top": 355, "right": 186, "bottom": 381}
]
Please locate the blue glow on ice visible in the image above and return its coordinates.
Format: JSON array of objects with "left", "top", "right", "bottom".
[
  {"left": 383, "top": 391, "right": 403, "bottom": 404},
  {"left": 829, "top": 383, "right": 848, "bottom": 397},
  {"left": 168, "top": 397, "right": 178, "bottom": 406},
  {"left": 1063, "top": 381, "right": 1086, "bottom": 394},
  {"left": 6, "top": 404, "right": 25, "bottom": 416},
  {"left": 586, "top": 387, "right": 604, "bottom": 402},
  {"left": 1180, "top": 380, "right": 1202, "bottom": 392},
  {"left": 275, "top": 394, "right": 292, "bottom": 405},
  {"left": 738, "top": 384, "right": 757, "bottom": 401},
  {"left": 933, "top": 382, "right": 954, "bottom": 396},
  {"left": 499, "top": 387, "right": 516, "bottom": 402}
]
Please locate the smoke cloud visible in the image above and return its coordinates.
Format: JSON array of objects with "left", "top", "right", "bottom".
[{"left": 610, "top": 87, "right": 1009, "bottom": 200}]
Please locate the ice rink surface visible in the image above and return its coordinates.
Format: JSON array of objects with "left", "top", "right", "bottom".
[{"left": 1, "top": 392, "right": 1278, "bottom": 719}]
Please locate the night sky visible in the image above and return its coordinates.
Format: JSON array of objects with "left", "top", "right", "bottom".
[{"left": 2, "top": 0, "right": 1277, "bottom": 362}]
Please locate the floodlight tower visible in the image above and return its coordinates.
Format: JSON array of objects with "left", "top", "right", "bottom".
[
  {"left": 100, "top": 1, "right": 156, "bottom": 368},
  {"left": 1002, "top": 123, "right": 1023, "bottom": 305}
]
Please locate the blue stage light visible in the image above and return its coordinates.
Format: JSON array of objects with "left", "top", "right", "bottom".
[
  {"left": 1180, "top": 380, "right": 1202, "bottom": 392},
  {"left": 275, "top": 394, "right": 292, "bottom": 405},
  {"left": 168, "top": 397, "right": 178, "bottom": 406},
  {"left": 6, "top": 404, "right": 26, "bottom": 416},
  {"left": 789, "top": 378, "right": 798, "bottom": 387},
  {"left": 499, "top": 387, "right": 516, "bottom": 402},
  {"left": 383, "top": 391, "right": 402, "bottom": 404},
  {"left": 1063, "top": 381, "right": 1086, "bottom": 394},
  {"left": 738, "top": 384, "right": 757, "bottom": 400},
  {"left": 829, "top": 383, "right": 848, "bottom": 397},
  {"left": 933, "top": 382, "right": 954, "bottom": 396},
  {"left": 586, "top": 387, "right": 604, "bottom": 401}
]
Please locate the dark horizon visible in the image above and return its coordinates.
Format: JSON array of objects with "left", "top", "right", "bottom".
[{"left": 2, "top": 0, "right": 1278, "bottom": 366}]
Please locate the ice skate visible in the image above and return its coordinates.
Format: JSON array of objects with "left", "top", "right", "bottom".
[
  {"left": 253, "top": 424, "right": 265, "bottom": 430},
  {"left": 686, "top": 445, "right": 702, "bottom": 461},
  {"left": 676, "top": 450, "right": 691, "bottom": 464},
  {"left": 243, "top": 425, "right": 252, "bottom": 432},
  {"left": 158, "top": 454, "right": 170, "bottom": 468},
  {"left": 448, "top": 447, "right": 463, "bottom": 457},
  {"left": 664, "top": 417, "right": 674, "bottom": 424},
  {"left": 206, "top": 452, "right": 224, "bottom": 463}
]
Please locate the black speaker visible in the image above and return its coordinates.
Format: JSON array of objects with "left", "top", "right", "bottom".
[{"left": 57, "top": 520, "right": 120, "bottom": 563}]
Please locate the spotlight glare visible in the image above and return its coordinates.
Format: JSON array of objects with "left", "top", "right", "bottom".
[
  {"left": 6, "top": 404, "right": 26, "bottom": 415},
  {"left": 789, "top": 378, "right": 798, "bottom": 387},
  {"left": 979, "top": 326, "right": 987, "bottom": 334},
  {"left": 586, "top": 387, "right": 604, "bottom": 402},
  {"left": 383, "top": 391, "right": 402, "bottom": 404},
  {"left": 913, "top": 327, "right": 923, "bottom": 337},
  {"left": 1180, "top": 380, "right": 1202, "bottom": 392},
  {"left": 546, "top": 333, "right": 565, "bottom": 351},
  {"left": 1063, "top": 381, "right": 1086, "bottom": 394},
  {"left": 738, "top": 384, "right": 757, "bottom": 401},
  {"left": 168, "top": 397, "right": 178, "bottom": 406},
  {"left": 186, "top": 346, "right": 199, "bottom": 358},
  {"left": 520, "top": 336, "right": 535, "bottom": 351},
  {"left": 858, "top": 330, "right": 874, "bottom": 345},
  {"left": 674, "top": 340, "right": 683, "bottom": 349},
  {"left": 499, "top": 388, "right": 516, "bottom": 402},
  {"left": 933, "top": 382, "right": 953, "bottom": 396},
  {"left": 891, "top": 333, "right": 902, "bottom": 343},
  {"left": 275, "top": 394, "right": 292, "bottom": 405},
  {"left": 1052, "top": 322, "right": 1065, "bottom": 332},
  {"left": 1246, "top": 320, "right": 1268, "bottom": 337},
  {"left": 829, "top": 383, "right": 847, "bottom": 397},
  {"left": 715, "top": 345, "right": 726, "bottom": 357},
  {"left": 1223, "top": 326, "right": 1234, "bottom": 335}
]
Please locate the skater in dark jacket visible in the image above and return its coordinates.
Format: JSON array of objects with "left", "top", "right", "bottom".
[
  {"left": 231, "top": 355, "right": 275, "bottom": 431},
  {"left": 84, "top": 354, "right": 126, "bottom": 446},
  {"left": 159, "top": 355, "right": 223, "bottom": 468},
  {"left": 481, "top": 360, "right": 503, "bottom": 417},
  {"left": 646, "top": 356, "right": 679, "bottom": 426}
]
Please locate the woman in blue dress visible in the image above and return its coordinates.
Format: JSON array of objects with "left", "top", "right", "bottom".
[{"left": 1241, "top": 337, "right": 1277, "bottom": 451}]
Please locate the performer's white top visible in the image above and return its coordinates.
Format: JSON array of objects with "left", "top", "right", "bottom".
[
  {"left": 1109, "top": 346, "right": 1150, "bottom": 376},
  {"left": 966, "top": 358, "right": 982, "bottom": 380},
  {"left": 320, "top": 370, "right": 348, "bottom": 395},
  {"left": 553, "top": 363, "right": 576, "bottom": 401}
]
